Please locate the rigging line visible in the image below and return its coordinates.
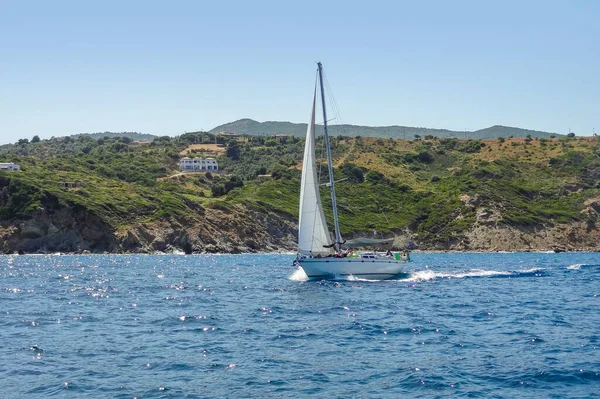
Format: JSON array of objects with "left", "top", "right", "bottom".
[
  {"left": 322, "top": 70, "right": 344, "bottom": 127},
  {"left": 313, "top": 66, "right": 326, "bottom": 175},
  {"left": 315, "top": 73, "right": 329, "bottom": 190},
  {"left": 322, "top": 71, "right": 338, "bottom": 124},
  {"left": 320, "top": 70, "right": 343, "bottom": 175},
  {"left": 375, "top": 197, "right": 392, "bottom": 229}
]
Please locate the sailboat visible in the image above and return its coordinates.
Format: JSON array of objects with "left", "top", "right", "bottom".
[{"left": 295, "top": 62, "right": 409, "bottom": 280}]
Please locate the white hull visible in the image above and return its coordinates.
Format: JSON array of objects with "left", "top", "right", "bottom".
[{"left": 297, "top": 257, "right": 406, "bottom": 280}]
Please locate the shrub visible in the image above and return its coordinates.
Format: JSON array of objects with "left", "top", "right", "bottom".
[
  {"left": 458, "top": 140, "right": 485, "bottom": 153},
  {"left": 365, "top": 170, "right": 385, "bottom": 183},
  {"left": 340, "top": 162, "right": 365, "bottom": 183},
  {"left": 417, "top": 151, "right": 434, "bottom": 163}
]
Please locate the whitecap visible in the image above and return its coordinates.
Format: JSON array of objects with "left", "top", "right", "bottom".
[{"left": 566, "top": 263, "right": 600, "bottom": 270}]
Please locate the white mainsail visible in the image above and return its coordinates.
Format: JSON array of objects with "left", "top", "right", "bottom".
[{"left": 298, "top": 88, "right": 334, "bottom": 255}]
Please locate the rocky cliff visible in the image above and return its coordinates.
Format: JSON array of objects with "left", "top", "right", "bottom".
[
  {"left": 2, "top": 195, "right": 600, "bottom": 254},
  {"left": 0, "top": 201, "right": 298, "bottom": 255}
]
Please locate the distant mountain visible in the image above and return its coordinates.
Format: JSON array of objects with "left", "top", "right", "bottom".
[
  {"left": 210, "top": 119, "right": 561, "bottom": 139},
  {"left": 73, "top": 132, "right": 158, "bottom": 142},
  {"left": 210, "top": 119, "right": 307, "bottom": 137},
  {"left": 471, "top": 125, "right": 559, "bottom": 139}
]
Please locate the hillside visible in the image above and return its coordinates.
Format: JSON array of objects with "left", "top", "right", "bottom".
[
  {"left": 210, "top": 119, "right": 561, "bottom": 139},
  {"left": 73, "top": 132, "right": 159, "bottom": 142},
  {"left": 1, "top": 132, "right": 599, "bottom": 254},
  {"left": 471, "top": 125, "right": 559, "bottom": 139}
]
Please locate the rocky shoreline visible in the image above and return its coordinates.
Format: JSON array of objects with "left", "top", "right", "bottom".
[
  {"left": 3, "top": 214, "right": 599, "bottom": 255},
  {"left": 3, "top": 190, "right": 600, "bottom": 255}
]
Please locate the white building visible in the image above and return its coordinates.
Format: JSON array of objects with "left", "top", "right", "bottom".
[
  {"left": 0, "top": 163, "right": 20, "bottom": 171},
  {"left": 179, "top": 157, "right": 218, "bottom": 172}
]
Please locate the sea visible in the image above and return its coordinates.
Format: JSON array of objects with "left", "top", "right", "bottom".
[{"left": 1, "top": 252, "right": 599, "bottom": 398}]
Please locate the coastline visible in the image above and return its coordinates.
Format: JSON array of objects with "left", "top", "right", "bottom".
[
  {"left": 2, "top": 247, "right": 598, "bottom": 256},
  {"left": 3, "top": 212, "right": 600, "bottom": 256}
]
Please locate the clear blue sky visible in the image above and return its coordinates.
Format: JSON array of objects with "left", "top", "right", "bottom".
[{"left": 1, "top": 0, "right": 598, "bottom": 144}]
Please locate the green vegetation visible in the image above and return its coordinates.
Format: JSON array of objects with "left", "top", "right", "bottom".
[
  {"left": 1, "top": 132, "right": 599, "bottom": 248},
  {"left": 73, "top": 131, "right": 159, "bottom": 142}
]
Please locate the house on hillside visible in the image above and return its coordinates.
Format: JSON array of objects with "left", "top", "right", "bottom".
[
  {"left": 218, "top": 131, "right": 238, "bottom": 138},
  {"left": 272, "top": 134, "right": 289, "bottom": 143},
  {"left": 0, "top": 163, "right": 20, "bottom": 172},
  {"left": 179, "top": 157, "right": 219, "bottom": 172}
]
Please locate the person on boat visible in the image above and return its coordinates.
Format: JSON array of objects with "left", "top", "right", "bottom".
[
  {"left": 386, "top": 249, "right": 392, "bottom": 257},
  {"left": 401, "top": 251, "right": 410, "bottom": 261}
]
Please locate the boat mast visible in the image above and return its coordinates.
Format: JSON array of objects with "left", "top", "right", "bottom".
[{"left": 317, "top": 62, "right": 343, "bottom": 251}]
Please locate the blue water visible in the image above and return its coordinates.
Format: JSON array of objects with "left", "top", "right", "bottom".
[{"left": 1, "top": 253, "right": 599, "bottom": 398}]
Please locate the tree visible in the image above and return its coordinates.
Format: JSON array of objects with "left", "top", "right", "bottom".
[
  {"left": 365, "top": 170, "right": 385, "bottom": 183},
  {"left": 154, "top": 136, "right": 171, "bottom": 143},
  {"left": 255, "top": 166, "right": 267, "bottom": 176},
  {"left": 31, "top": 135, "right": 41, "bottom": 143},
  {"left": 417, "top": 151, "right": 434, "bottom": 163},
  {"left": 567, "top": 132, "right": 576, "bottom": 138},
  {"left": 271, "top": 166, "right": 296, "bottom": 180},
  {"left": 226, "top": 140, "right": 241, "bottom": 160},
  {"left": 340, "top": 162, "right": 364, "bottom": 183},
  {"left": 414, "top": 134, "right": 421, "bottom": 140}
]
